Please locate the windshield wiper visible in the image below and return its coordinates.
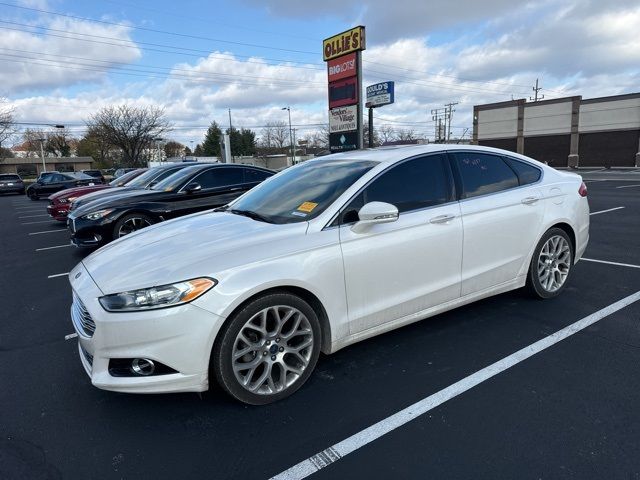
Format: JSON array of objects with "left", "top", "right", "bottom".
[
  {"left": 214, "top": 204, "right": 230, "bottom": 212},
  {"left": 229, "top": 209, "right": 272, "bottom": 223}
]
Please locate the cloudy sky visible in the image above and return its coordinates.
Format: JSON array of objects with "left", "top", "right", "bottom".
[{"left": 1, "top": 0, "right": 639, "bottom": 146}]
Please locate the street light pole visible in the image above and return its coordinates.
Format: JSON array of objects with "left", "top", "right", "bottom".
[
  {"left": 38, "top": 138, "right": 46, "bottom": 173},
  {"left": 282, "top": 107, "right": 294, "bottom": 166}
]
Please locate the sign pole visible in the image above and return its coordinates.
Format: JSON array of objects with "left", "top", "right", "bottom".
[
  {"left": 368, "top": 107, "right": 374, "bottom": 148},
  {"left": 356, "top": 50, "right": 363, "bottom": 149}
]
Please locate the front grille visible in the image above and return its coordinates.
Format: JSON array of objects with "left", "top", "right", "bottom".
[
  {"left": 80, "top": 343, "right": 94, "bottom": 368},
  {"left": 71, "top": 292, "right": 96, "bottom": 337}
]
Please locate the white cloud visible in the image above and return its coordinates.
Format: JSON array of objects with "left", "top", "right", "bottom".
[{"left": 0, "top": 16, "right": 141, "bottom": 93}]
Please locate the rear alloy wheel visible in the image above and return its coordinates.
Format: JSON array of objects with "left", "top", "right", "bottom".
[
  {"left": 28, "top": 189, "right": 38, "bottom": 200},
  {"left": 526, "top": 227, "right": 573, "bottom": 299},
  {"left": 113, "top": 213, "right": 153, "bottom": 238},
  {"left": 213, "top": 292, "right": 321, "bottom": 405}
]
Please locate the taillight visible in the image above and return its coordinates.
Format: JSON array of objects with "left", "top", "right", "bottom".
[{"left": 578, "top": 182, "right": 588, "bottom": 197}]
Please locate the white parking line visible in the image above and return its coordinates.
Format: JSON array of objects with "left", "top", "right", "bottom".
[
  {"left": 14, "top": 207, "right": 43, "bottom": 211},
  {"left": 21, "top": 220, "right": 56, "bottom": 225},
  {"left": 590, "top": 206, "right": 625, "bottom": 216},
  {"left": 581, "top": 258, "right": 640, "bottom": 269},
  {"left": 271, "top": 291, "right": 640, "bottom": 480},
  {"left": 18, "top": 214, "right": 49, "bottom": 219},
  {"left": 36, "top": 244, "right": 71, "bottom": 251},
  {"left": 48, "top": 272, "right": 69, "bottom": 278},
  {"left": 615, "top": 184, "right": 640, "bottom": 189},
  {"left": 29, "top": 229, "right": 67, "bottom": 235}
]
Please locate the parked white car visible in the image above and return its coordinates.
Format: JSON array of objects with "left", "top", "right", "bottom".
[{"left": 69, "top": 145, "right": 589, "bottom": 404}]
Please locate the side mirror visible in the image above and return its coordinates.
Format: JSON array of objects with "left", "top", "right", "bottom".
[
  {"left": 351, "top": 201, "right": 399, "bottom": 233},
  {"left": 185, "top": 182, "right": 202, "bottom": 193}
]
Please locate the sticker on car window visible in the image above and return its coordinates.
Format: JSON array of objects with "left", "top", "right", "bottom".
[
  {"left": 297, "top": 201, "right": 318, "bottom": 213},
  {"left": 291, "top": 211, "right": 307, "bottom": 217}
]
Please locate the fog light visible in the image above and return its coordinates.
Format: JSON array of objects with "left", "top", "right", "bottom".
[{"left": 131, "top": 358, "right": 155, "bottom": 376}]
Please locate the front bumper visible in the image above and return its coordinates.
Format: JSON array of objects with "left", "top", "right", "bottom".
[
  {"left": 47, "top": 203, "right": 70, "bottom": 221},
  {"left": 67, "top": 214, "right": 111, "bottom": 247},
  {"left": 69, "top": 262, "right": 225, "bottom": 394}
]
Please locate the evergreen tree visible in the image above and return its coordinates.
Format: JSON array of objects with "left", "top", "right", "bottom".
[
  {"left": 194, "top": 144, "right": 204, "bottom": 156},
  {"left": 202, "top": 121, "right": 222, "bottom": 156}
]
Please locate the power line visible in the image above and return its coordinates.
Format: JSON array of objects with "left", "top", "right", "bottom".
[
  {"left": 0, "top": 22, "right": 325, "bottom": 71},
  {"left": 0, "top": 2, "right": 319, "bottom": 56}
]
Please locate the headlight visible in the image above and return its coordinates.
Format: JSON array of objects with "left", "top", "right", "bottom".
[
  {"left": 98, "top": 278, "right": 216, "bottom": 312},
  {"left": 83, "top": 209, "right": 114, "bottom": 220}
]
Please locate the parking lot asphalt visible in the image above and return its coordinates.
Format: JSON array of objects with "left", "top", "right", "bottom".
[{"left": 1, "top": 170, "right": 639, "bottom": 480}]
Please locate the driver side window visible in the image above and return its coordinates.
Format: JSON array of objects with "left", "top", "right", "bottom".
[{"left": 336, "top": 154, "right": 452, "bottom": 225}]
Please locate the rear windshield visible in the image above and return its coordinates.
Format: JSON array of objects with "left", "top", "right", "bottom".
[
  {"left": 0, "top": 174, "right": 20, "bottom": 181},
  {"left": 66, "top": 172, "right": 94, "bottom": 180}
]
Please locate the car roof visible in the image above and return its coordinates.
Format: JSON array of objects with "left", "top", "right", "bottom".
[{"left": 318, "top": 144, "right": 533, "bottom": 164}]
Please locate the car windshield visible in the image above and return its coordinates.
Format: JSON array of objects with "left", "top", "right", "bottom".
[
  {"left": 67, "top": 172, "right": 94, "bottom": 180},
  {"left": 125, "top": 168, "right": 166, "bottom": 188},
  {"left": 109, "top": 169, "right": 146, "bottom": 186},
  {"left": 228, "top": 159, "right": 377, "bottom": 224},
  {"left": 152, "top": 166, "right": 201, "bottom": 191}
]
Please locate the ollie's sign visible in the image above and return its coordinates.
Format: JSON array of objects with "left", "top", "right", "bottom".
[
  {"left": 327, "top": 52, "right": 357, "bottom": 82},
  {"left": 324, "top": 26, "right": 365, "bottom": 152},
  {"left": 323, "top": 26, "right": 366, "bottom": 61}
]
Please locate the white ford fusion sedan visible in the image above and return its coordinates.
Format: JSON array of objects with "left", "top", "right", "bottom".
[{"left": 69, "top": 145, "right": 589, "bottom": 404}]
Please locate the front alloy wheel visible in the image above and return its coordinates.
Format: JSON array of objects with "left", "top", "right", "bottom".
[
  {"left": 113, "top": 213, "right": 153, "bottom": 238},
  {"left": 213, "top": 292, "right": 321, "bottom": 405}
]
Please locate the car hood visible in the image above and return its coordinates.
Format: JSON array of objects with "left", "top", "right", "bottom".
[
  {"left": 82, "top": 211, "right": 308, "bottom": 294},
  {"left": 49, "top": 184, "right": 111, "bottom": 201},
  {"left": 71, "top": 186, "right": 141, "bottom": 211},
  {"left": 73, "top": 189, "right": 163, "bottom": 216}
]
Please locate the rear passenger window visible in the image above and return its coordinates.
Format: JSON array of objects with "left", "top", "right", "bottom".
[
  {"left": 244, "top": 168, "right": 272, "bottom": 183},
  {"left": 453, "top": 153, "right": 518, "bottom": 198},
  {"left": 195, "top": 167, "right": 244, "bottom": 189},
  {"left": 503, "top": 157, "right": 541, "bottom": 185}
]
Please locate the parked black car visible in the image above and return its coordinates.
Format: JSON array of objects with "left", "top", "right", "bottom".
[
  {"left": 70, "top": 163, "right": 190, "bottom": 212},
  {"left": 68, "top": 163, "right": 274, "bottom": 247},
  {"left": 0, "top": 173, "right": 25, "bottom": 195},
  {"left": 26, "top": 172, "right": 102, "bottom": 200},
  {"left": 81, "top": 169, "right": 106, "bottom": 183}
]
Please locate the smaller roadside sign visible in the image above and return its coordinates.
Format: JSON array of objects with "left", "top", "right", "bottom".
[
  {"left": 329, "top": 105, "right": 358, "bottom": 133},
  {"left": 329, "top": 77, "right": 358, "bottom": 109},
  {"left": 366, "top": 81, "right": 395, "bottom": 108},
  {"left": 327, "top": 52, "right": 357, "bottom": 82},
  {"left": 329, "top": 131, "right": 359, "bottom": 152}
]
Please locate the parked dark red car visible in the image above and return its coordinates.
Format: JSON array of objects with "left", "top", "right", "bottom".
[{"left": 47, "top": 168, "right": 147, "bottom": 221}]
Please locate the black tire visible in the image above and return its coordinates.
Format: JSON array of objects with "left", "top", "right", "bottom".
[
  {"left": 212, "top": 292, "right": 322, "bottom": 405},
  {"left": 112, "top": 212, "right": 154, "bottom": 239},
  {"left": 27, "top": 189, "right": 38, "bottom": 200},
  {"left": 525, "top": 227, "right": 574, "bottom": 299}
]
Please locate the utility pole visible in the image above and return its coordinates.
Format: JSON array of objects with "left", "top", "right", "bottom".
[
  {"left": 431, "top": 108, "right": 447, "bottom": 143},
  {"left": 228, "top": 109, "right": 233, "bottom": 161},
  {"left": 444, "top": 102, "right": 458, "bottom": 142},
  {"left": 530, "top": 78, "right": 544, "bottom": 102}
]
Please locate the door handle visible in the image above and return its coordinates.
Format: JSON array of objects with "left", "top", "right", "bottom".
[
  {"left": 429, "top": 214, "right": 456, "bottom": 224},
  {"left": 521, "top": 196, "right": 539, "bottom": 205}
]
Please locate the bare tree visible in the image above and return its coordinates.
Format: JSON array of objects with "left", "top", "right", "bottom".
[
  {"left": 378, "top": 124, "right": 395, "bottom": 144},
  {"left": 164, "top": 140, "right": 185, "bottom": 158},
  {"left": 310, "top": 124, "right": 330, "bottom": 149},
  {"left": 0, "top": 104, "right": 16, "bottom": 150},
  {"left": 45, "top": 129, "right": 73, "bottom": 157},
  {"left": 87, "top": 105, "right": 172, "bottom": 167},
  {"left": 22, "top": 128, "right": 47, "bottom": 158},
  {"left": 261, "top": 121, "right": 289, "bottom": 150},
  {"left": 394, "top": 128, "right": 416, "bottom": 142}
]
